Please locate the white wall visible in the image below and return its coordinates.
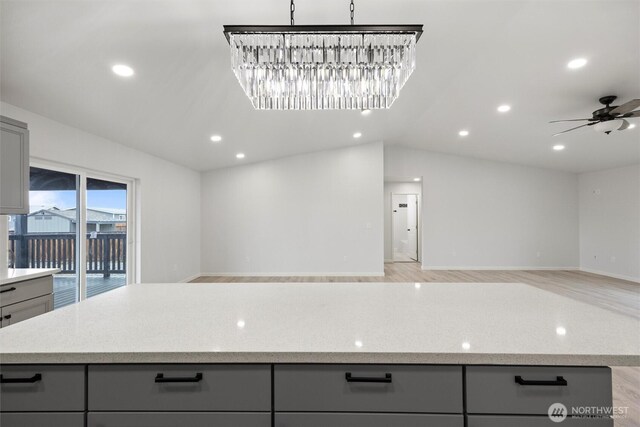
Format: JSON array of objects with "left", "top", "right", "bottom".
[
  {"left": 0, "top": 102, "right": 201, "bottom": 283},
  {"left": 384, "top": 182, "right": 422, "bottom": 262},
  {"left": 579, "top": 164, "right": 640, "bottom": 282},
  {"left": 385, "top": 146, "right": 579, "bottom": 269},
  {"left": 201, "top": 143, "right": 384, "bottom": 275}
]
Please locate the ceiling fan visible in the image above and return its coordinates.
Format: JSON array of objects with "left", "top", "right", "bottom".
[{"left": 550, "top": 96, "right": 640, "bottom": 136}]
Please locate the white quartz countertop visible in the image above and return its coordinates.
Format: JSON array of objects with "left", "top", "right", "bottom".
[
  {"left": 0, "top": 282, "right": 638, "bottom": 366},
  {"left": 0, "top": 268, "right": 60, "bottom": 286}
]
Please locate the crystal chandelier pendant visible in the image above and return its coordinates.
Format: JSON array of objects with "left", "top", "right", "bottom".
[{"left": 224, "top": 25, "right": 423, "bottom": 110}]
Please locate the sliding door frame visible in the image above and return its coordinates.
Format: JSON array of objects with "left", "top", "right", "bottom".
[{"left": 30, "top": 158, "right": 137, "bottom": 302}]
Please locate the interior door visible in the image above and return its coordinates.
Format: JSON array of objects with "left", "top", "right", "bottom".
[
  {"left": 406, "top": 194, "right": 418, "bottom": 261},
  {"left": 392, "top": 194, "right": 418, "bottom": 262}
]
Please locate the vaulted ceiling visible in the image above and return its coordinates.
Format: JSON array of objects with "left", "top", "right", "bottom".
[{"left": 1, "top": 0, "right": 638, "bottom": 172}]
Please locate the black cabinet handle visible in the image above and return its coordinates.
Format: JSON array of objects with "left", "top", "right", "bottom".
[
  {"left": 0, "top": 373, "right": 42, "bottom": 384},
  {"left": 0, "top": 287, "right": 17, "bottom": 294},
  {"left": 345, "top": 372, "right": 392, "bottom": 383},
  {"left": 155, "top": 373, "right": 203, "bottom": 383},
  {"left": 515, "top": 376, "right": 568, "bottom": 386},
  {"left": 3, "top": 314, "right": 11, "bottom": 320}
]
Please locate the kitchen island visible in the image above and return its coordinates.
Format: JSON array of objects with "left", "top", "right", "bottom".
[{"left": 0, "top": 282, "right": 638, "bottom": 426}]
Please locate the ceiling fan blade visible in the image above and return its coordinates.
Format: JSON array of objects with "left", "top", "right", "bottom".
[
  {"left": 552, "top": 122, "right": 593, "bottom": 137},
  {"left": 621, "top": 111, "right": 640, "bottom": 118},
  {"left": 549, "top": 118, "right": 592, "bottom": 123},
  {"left": 618, "top": 119, "right": 631, "bottom": 130},
  {"left": 610, "top": 99, "right": 640, "bottom": 115}
]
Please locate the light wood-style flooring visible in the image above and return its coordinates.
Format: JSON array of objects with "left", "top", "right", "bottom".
[{"left": 192, "top": 264, "right": 640, "bottom": 426}]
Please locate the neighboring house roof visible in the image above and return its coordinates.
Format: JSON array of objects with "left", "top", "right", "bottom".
[
  {"left": 86, "top": 207, "right": 126, "bottom": 215},
  {"left": 28, "top": 208, "right": 126, "bottom": 224},
  {"left": 29, "top": 208, "right": 75, "bottom": 221}
]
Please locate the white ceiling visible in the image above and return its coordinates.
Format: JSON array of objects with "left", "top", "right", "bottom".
[{"left": 1, "top": 0, "right": 638, "bottom": 173}]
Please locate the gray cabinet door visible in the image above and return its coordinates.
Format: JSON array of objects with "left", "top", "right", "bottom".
[
  {"left": 0, "top": 413, "right": 84, "bottom": 427},
  {"left": 89, "top": 364, "right": 271, "bottom": 411},
  {"left": 0, "top": 365, "right": 85, "bottom": 411},
  {"left": 88, "top": 412, "right": 271, "bottom": 427},
  {"left": 0, "top": 276, "right": 53, "bottom": 308},
  {"left": 468, "top": 415, "right": 613, "bottom": 427},
  {"left": 276, "top": 413, "right": 464, "bottom": 427},
  {"left": 0, "top": 118, "right": 29, "bottom": 215},
  {"left": 275, "top": 365, "right": 463, "bottom": 413},
  {"left": 1, "top": 294, "right": 53, "bottom": 328},
  {"left": 466, "top": 366, "right": 612, "bottom": 415}
]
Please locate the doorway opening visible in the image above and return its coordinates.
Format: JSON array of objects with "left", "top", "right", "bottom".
[{"left": 384, "top": 179, "right": 422, "bottom": 265}]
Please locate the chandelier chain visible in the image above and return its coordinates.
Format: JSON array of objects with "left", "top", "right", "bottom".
[
  {"left": 350, "top": 0, "right": 355, "bottom": 25},
  {"left": 290, "top": 0, "right": 295, "bottom": 25}
]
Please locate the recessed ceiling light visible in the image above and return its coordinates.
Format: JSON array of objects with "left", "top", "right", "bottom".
[
  {"left": 237, "top": 319, "right": 245, "bottom": 328},
  {"left": 210, "top": 135, "right": 222, "bottom": 143},
  {"left": 361, "top": 109, "right": 372, "bottom": 116},
  {"left": 236, "top": 153, "right": 245, "bottom": 159},
  {"left": 112, "top": 64, "right": 134, "bottom": 77},
  {"left": 628, "top": 123, "right": 636, "bottom": 129},
  {"left": 353, "top": 132, "right": 363, "bottom": 139},
  {"left": 497, "top": 105, "right": 511, "bottom": 113},
  {"left": 458, "top": 130, "right": 469, "bottom": 137},
  {"left": 567, "top": 58, "right": 587, "bottom": 69},
  {"left": 556, "top": 326, "right": 567, "bottom": 336},
  {"left": 553, "top": 144, "right": 565, "bottom": 151},
  {"left": 413, "top": 177, "right": 421, "bottom": 182}
]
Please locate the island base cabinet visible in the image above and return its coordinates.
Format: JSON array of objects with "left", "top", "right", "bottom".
[
  {"left": 275, "top": 413, "right": 464, "bottom": 427},
  {"left": 274, "top": 365, "right": 463, "bottom": 413},
  {"left": 87, "top": 412, "right": 271, "bottom": 427},
  {"left": 0, "top": 412, "right": 84, "bottom": 427},
  {"left": 0, "top": 294, "right": 53, "bottom": 328},
  {"left": 88, "top": 364, "right": 270, "bottom": 411},
  {"left": 468, "top": 416, "right": 613, "bottom": 426},
  {"left": 0, "top": 365, "right": 85, "bottom": 412},
  {"left": 466, "top": 366, "right": 612, "bottom": 415}
]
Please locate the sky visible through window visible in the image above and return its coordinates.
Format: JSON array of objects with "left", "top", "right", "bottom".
[{"left": 29, "top": 190, "right": 126, "bottom": 211}]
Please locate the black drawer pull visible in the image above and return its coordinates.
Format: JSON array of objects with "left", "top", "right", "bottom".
[
  {"left": 0, "top": 373, "right": 42, "bottom": 384},
  {"left": 515, "top": 376, "right": 568, "bottom": 386},
  {"left": 345, "top": 372, "right": 392, "bottom": 383},
  {"left": 0, "top": 287, "right": 17, "bottom": 294},
  {"left": 155, "top": 373, "right": 203, "bottom": 383}
]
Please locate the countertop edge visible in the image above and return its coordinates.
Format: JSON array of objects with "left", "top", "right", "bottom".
[
  {"left": 1, "top": 352, "right": 638, "bottom": 366},
  {"left": 0, "top": 269, "right": 61, "bottom": 286}
]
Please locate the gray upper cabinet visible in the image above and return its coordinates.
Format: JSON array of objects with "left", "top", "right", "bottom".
[{"left": 0, "top": 116, "right": 29, "bottom": 215}]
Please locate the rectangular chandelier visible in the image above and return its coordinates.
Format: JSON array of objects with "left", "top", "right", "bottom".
[{"left": 223, "top": 25, "right": 423, "bottom": 110}]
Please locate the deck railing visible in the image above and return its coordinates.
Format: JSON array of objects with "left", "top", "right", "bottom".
[{"left": 9, "top": 232, "right": 126, "bottom": 277}]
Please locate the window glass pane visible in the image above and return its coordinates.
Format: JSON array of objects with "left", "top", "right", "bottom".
[
  {"left": 86, "top": 177, "right": 127, "bottom": 298},
  {"left": 10, "top": 167, "right": 79, "bottom": 309}
]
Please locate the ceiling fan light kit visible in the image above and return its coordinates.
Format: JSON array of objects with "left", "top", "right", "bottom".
[
  {"left": 223, "top": 0, "right": 423, "bottom": 110},
  {"left": 551, "top": 96, "right": 640, "bottom": 136}
]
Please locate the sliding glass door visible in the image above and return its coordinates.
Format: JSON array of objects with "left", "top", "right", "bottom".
[
  {"left": 8, "top": 167, "right": 80, "bottom": 308},
  {"left": 85, "top": 177, "right": 128, "bottom": 299},
  {"left": 7, "top": 165, "right": 134, "bottom": 309}
]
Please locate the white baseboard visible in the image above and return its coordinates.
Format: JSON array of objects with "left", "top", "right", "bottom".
[
  {"left": 198, "top": 272, "right": 385, "bottom": 277},
  {"left": 579, "top": 268, "right": 640, "bottom": 283},
  {"left": 422, "top": 266, "right": 579, "bottom": 271}
]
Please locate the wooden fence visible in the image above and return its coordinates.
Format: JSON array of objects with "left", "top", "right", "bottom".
[{"left": 9, "top": 233, "right": 126, "bottom": 277}]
